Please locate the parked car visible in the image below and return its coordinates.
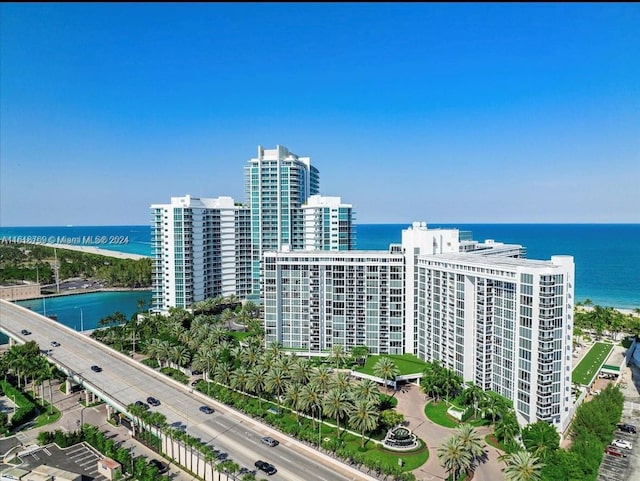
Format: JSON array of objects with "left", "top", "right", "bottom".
[
  {"left": 147, "top": 396, "right": 161, "bottom": 407},
  {"left": 254, "top": 460, "right": 277, "bottom": 475},
  {"left": 261, "top": 436, "right": 279, "bottom": 447},
  {"left": 50, "top": 341, "right": 60, "bottom": 347},
  {"left": 605, "top": 446, "right": 627, "bottom": 457},
  {"left": 612, "top": 439, "right": 633, "bottom": 450},
  {"left": 618, "top": 423, "right": 637, "bottom": 434},
  {"left": 135, "top": 400, "right": 149, "bottom": 410},
  {"left": 148, "top": 459, "right": 169, "bottom": 474},
  {"left": 91, "top": 365, "right": 102, "bottom": 372},
  {"left": 199, "top": 405, "right": 215, "bottom": 414}
]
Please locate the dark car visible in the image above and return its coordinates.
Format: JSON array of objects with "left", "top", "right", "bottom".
[
  {"left": 91, "top": 365, "right": 102, "bottom": 372},
  {"left": 199, "top": 405, "right": 215, "bottom": 414},
  {"left": 255, "top": 460, "right": 277, "bottom": 475},
  {"left": 148, "top": 459, "right": 169, "bottom": 474},
  {"left": 135, "top": 400, "right": 149, "bottom": 410},
  {"left": 147, "top": 396, "right": 161, "bottom": 407},
  {"left": 20, "top": 329, "right": 31, "bottom": 335},
  {"left": 618, "top": 423, "right": 637, "bottom": 434}
]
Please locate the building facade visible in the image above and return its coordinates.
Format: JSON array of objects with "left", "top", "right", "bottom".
[
  {"left": 263, "top": 249, "right": 405, "bottom": 355},
  {"left": 263, "top": 222, "right": 574, "bottom": 431},
  {"left": 302, "top": 195, "right": 355, "bottom": 251},
  {"left": 244, "top": 145, "right": 321, "bottom": 296},
  {"left": 415, "top": 253, "right": 574, "bottom": 431},
  {"left": 150, "top": 195, "right": 251, "bottom": 311}
]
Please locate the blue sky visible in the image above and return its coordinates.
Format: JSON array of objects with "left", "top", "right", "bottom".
[{"left": 1, "top": 3, "right": 639, "bottom": 225}]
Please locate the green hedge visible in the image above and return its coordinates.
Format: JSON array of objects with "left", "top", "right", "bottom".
[{"left": 0, "top": 380, "right": 37, "bottom": 428}]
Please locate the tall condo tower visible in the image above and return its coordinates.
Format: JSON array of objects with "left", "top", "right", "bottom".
[
  {"left": 303, "top": 195, "right": 355, "bottom": 251},
  {"left": 150, "top": 195, "right": 251, "bottom": 311},
  {"left": 244, "top": 145, "right": 320, "bottom": 296}
]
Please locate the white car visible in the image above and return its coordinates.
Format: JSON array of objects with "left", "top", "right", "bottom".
[{"left": 612, "top": 439, "right": 633, "bottom": 450}]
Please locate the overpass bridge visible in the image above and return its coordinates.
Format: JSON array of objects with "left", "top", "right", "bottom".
[{"left": 0, "top": 300, "right": 376, "bottom": 481}]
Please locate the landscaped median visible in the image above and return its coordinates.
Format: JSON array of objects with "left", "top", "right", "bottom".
[{"left": 571, "top": 342, "right": 614, "bottom": 386}]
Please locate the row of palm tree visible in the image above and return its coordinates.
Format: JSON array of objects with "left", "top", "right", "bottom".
[
  {"left": 574, "top": 300, "right": 640, "bottom": 342},
  {"left": 1, "top": 341, "right": 57, "bottom": 413}
]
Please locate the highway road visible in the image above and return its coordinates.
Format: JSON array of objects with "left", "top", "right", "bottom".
[{"left": 0, "top": 300, "right": 376, "bottom": 481}]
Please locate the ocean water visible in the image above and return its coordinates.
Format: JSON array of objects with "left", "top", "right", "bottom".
[{"left": 2, "top": 224, "right": 639, "bottom": 309}]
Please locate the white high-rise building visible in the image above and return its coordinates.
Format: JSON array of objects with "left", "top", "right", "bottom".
[
  {"left": 150, "top": 195, "right": 251, "bottom": 311},
  {"left": 302, "top": 195, "right": 355, "bottom": 251},
  {"left": 263, "top": 222, "right": 574, "bottom": 430},
  {"left": 415, "top": 253, "right": 574, "bottom": 431},
  {"left": 263, "top": 248, "right": 405, "bottom": 354}
]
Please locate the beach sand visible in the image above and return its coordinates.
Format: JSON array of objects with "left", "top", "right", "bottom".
[
  {"left": 42, "top": 243, "right": 149, "bottom": 260},
  {"left": 577, "top": 305, "right": 639, "bottom": 317}
]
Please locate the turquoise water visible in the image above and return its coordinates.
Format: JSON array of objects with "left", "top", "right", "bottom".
[
  {"left": 16, "top": 290, "right": 153, "bottom": 331},
  {"left": 2, "top": 224, "right": 639, "bottom": 309}
]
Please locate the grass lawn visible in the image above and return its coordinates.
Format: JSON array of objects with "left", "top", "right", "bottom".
[
  {"left": 354, "top": 354, "right": 427, "bottom": 377},
  {"left": 33, "top": 405, "right": 61, "bottom": 428},
  {"left": 341, "top": 433, "right": 429, "bottom": 471},
  {"left": 572, "top": 342, "right": 614, "bottom": 385},
  {"left": 424, "top": 401, "right": 459, "bottom": 428}
]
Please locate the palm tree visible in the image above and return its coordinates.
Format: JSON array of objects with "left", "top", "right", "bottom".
[
  {"left": 284, "top": 381, "right": 304, "bottom": 423},
  {"left": 314, "top": 365, "right": 333, "bottom": 394},
  {"left": 170, "top": 345, "right": 192, "bottom": 372},
  {"left": 348, "top": 399, "right": 379, "bottom": 448},
  {"left": 521, "top": 421, "right": 560, "bottom": 456},
  {"left": 494, "top": 412, "right": 521, "bottom": 444},
  {"left": 329, "top": 344, "right": 347, "bottom": 369},
  {"left": 437, "top": 435, "right": 473, "bottom": 481},
  {"left": 246, "top": 366, "right": 268, "bottom": 408},
  {"left": 214, "top": 362, "right": 234, "bottom": 387},
  {"left": 323, "top": 388, "right": 352, "bottom": 436},
  {"left": 461, "top": 382, "right": 486, "bottom": 418},
  {"left": 352, "top": 379, "right": 381, "bottom": 406},
  {"left": 265, "top": 367, "right": 289, "bottom": 410},
  {"left": 373, "top": 357, "right": 400, "bottom": 399},
  {"left": 230, "top": 366, "right": 250, "bottom": 394},
  {"left": 503, "top": 451, "right": 544, "bottom": 481},
  {"left": 454, "top": 424, "right": 485, "bottom": 469},
  {"left": 300, "top": 382, "right": 323, "bottom": 430},
  {"left": 157, "top": 340, "right": 173, "bottom": 368},
  {"left": 331, "top": 371, "right": 352, "bottom": 393},
  {"left": 291, "top": 358, "right": 314, "bottom": 384}
]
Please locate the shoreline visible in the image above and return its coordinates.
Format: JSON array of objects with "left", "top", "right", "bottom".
[
  {"left": 577, "top": 305, "right": 639, "bottom": 317},
  {"left": 41, "top": 243, "right": 149, "bottom": 260}
]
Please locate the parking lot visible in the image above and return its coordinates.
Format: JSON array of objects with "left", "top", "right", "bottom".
[
  {"left": 2, "top": 442, "right": 109, "bottom": 480},
  {"left": 600, "top": 428, "right": 636, "bottom": 481},
  {"left": 598, "top": 353, "right": 640, "bottom": 481}
]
